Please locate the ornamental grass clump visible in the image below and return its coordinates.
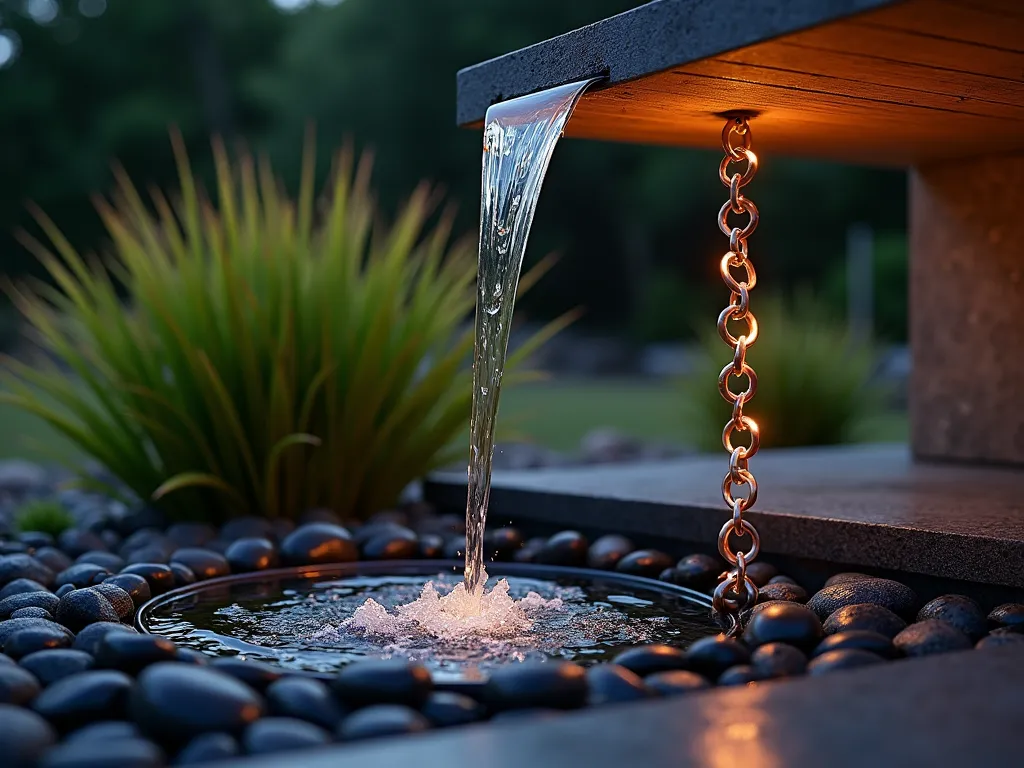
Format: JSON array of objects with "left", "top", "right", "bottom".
[
  {"left": 679, "top": 293, "right": 885, "bottom": 450},
  {"left": 2, "top": 137, "right": 566, "bottom": 523}
]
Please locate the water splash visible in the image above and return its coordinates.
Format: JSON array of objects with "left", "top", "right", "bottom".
[{"left": 464, "top": 78, "right": 598, "bottom": 594}]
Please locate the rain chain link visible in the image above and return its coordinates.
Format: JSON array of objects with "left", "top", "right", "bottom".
[{"left": 712, "top": 116, "right": 762, "bottom": 626}]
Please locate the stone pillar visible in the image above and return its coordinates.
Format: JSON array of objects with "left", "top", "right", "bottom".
[{"left": 910, "top": 153, "right": 1024, "bottom": 465}]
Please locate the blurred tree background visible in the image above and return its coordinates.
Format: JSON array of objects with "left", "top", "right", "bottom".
[{"left": 0, "top": 0, "right": 907, "bottom": 351}]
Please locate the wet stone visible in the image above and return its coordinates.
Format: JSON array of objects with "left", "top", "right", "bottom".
[
  {"left": 54, "top": 585, "right": 74, "bottom": 598},
  {"left": 645, "top": 670, "right": 710, "bottom": 696},
  {"left": 336, "top": 705, "right": 430, "bottom": 741},
  {"left": 64, "top": 720, "right": 141, "bottom": 744},
  {"left": 332, "top": 659, "right": 431, "bottom": 708},
  {"left": 280, "top": 524, "right": 357, "bottom": 566},
  {"left": 170, "top": 563, "right": 197, "bottom": 588},
  {"left": 718, "top": 665, "right": 761, "bottom": 686},
  {"left": 672, "top": 554, "right": 722, "bottom": 592},
  {"left": 119, "top": 564, "right": 175, "bottom": 596},
  {"left": 0, "top": 664, "right": 41, "bottom": 705},
  {"left": 808, "top": 649, "right": 883, "bottom": 675},
  {"left": 586, "top": 534, "right": 634, "bottom": 570},
  {"left": 38, "top": 738, "right": 165, "bottom": 768},
  {"left": 57, "top": 530, "right": 108, "bottom": 559},
  {"left": 483, "top": 661, "right": 587, "bottom": 711},
  {"left": 685, "top": 635, "right": 750, "bottom": 680},
  {"left": 72, "top": 622, "right": 138, "bottom": 656},
  {"left": 750, "top": 642, "right": 807, "bottom": 678},
  {"left": 535, "top": 531, "right": 588, "bottom": 567},
  {"left": 124, "top": 546, "right": 172, "bottom": 566},
  {"left": 0, "top": 703, "right": 57, "bottom": 768},
  {"left": 0, "top": 590, "right": 59, "bottom": 619},
  {"left": 615, "top": 549, "right": 675, "bottom": 579},
  {"left": 175, "top": 649, "right": 209, "bottom": 666},
  {"left": 170, "top": 548, "right": 230, "bottom": 581},
  {"left": 4, "top": 625, "right": 72, "bottom": 659},
  {"left": 485, "top": 527, "right": 524, "bottom": 561},
  {"left": 0, "top": 542, "right": 29, "bottom": 555},
  {"left": 813, "top": 630, "right": 899, "bottom": 659},
  {"left": 443, "top": 536, "right": 467, "bottom": 560},
  {"left": 0, "top": 555, "right": 55, "bottom": 589},
  {"left": 757, "top": 582, "right": 809, "bottom": 604},
  {"left": 0, "top": 618, "right": 72, "bottom": 647},
  {"left": 744, "top": 602, "right": 824, "bottom": 652},
  {"left": 893, "top": 619, "right": 973, "bottom": 657},
  {"left": 166, "top": 523, "right": 217, "bottom": 550},
  {"left": 132, "top": 663, "right": 265, "bottom": 742},
  {"left": 417, "top": 534, "right": 444, "bottom": 559},
  {"left": 586, "top": 663, "right": 651, "bottom": 705},
  {"left": 808, "top": 578, "right": 918, "bottom": 621},
  {"left": 10, "top": 607, "right": 51, "bottom": 620},
  {"left": 243, "top": 717, "right": 331, "bottom": 755},
  {"left": 88, "top": 584, "right": 133, "bottom": 621},
  {"left": 32, "top": 670, "right": 134, "bottom": 730},
  {"left": 95, "top": 634, "right": 179, "bottom": 675},
  {"left": 823, "top": 603, "right": 907, "bottom": 639},
  {"left": 209, "top": 658, "right": 282, "bottom": 692},
  {"left": 917, "top": 594, "right": 987, "bottom": 641},
  {"left": 362, "top": 530, "right": 419, "bottom": 561},
  {"left": 745, "top": 562, "right": 778, "bottom": 587},
  {"left": 988, "top": 603, "right": 1024, "bottom": 633},
  {"left": 75, "top": 552, "right": 125, "bottom": 574},
  {"left": 175, "top": 732, "right": 241, "bottom": 765},
  {"left": 55, "top": 563, "right": 112, "bottom": 590},
  {"left": 0, "top": 578, "right": 50, "bottom": 601},
  {"left": 613, "top": 644, "right": 689, "bottom": 676},
  {"left": 266, "top": 676, "right": 345, "bottom": 731},
  {"left": 19, "top": 649, "right": 94, "bottom": 687},
  {"left": 224, "top": 538, "right": 279, "bottom": 573},
  {"left": 977, "top": 629, "right": 1024, "bottom": 650},
  {"left": 421, "top": 691, "right": 486, "bottom": 728},
  {"left": 18, "top": 531, "right": 54, "bottom": 549},
  {"left": 55, "top": 589, "right": 119, "bottom": 633}
]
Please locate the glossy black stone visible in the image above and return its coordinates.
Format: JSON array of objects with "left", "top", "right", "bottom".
[
  {"left": 32, "top": 670, "right": 133, "bottom": 730},
  {"left": 0, "top": 618, "right": 72, "bottom": 647},
  {"left": 10, "top": 607, "right": 51, "bottom": 620},
  {"left": 174, "top": 648, "right": 209, "bottom": 666},
  {"left": 0, "top": 578, "right": 50, "bottom": 601},
  {"left": 54, "top": 589, "right": 119, "bottom": 633},
  {"left": 54, "top": 585, "right": 74, "bottom": 598},
  {"left": 813, "top": 630, "right": 899, "bottom": 659},
  {"left": 170, "top": 548, "right": 231, "bottom": 581},
  {"left": 95, "top": 634, "right": 179, "bottom": 675},
  {"left": 55, "top": 563, "right": 112, "bottom": 590},
  {"left": 822, "top": 603, "right": 908, "bottom": 639},
  {"left": 586, "top": 534, "right": 635, "bottom": 570},
  {"left": 750, "top": 642, "right": 808, "bottom": 678},
  {"left": 280, "top": 523, "right": 357, "bottom": 566},
  {"left": 976, "top": 629, "right": 1024, "bottom": 650},
  {"left": 132, "top": 663, "right": 265, "bottom": 742},
  {"left": 336, "top": 705, "right": 430, "bottom": 741},
  {"left": 513, "top": 537, "right": 545, "bottom": 563},
  {"left": 613, "top": 644, "right": 689, "bottom": 676},
  {"left": 18, "top": 649, "right": 94, "bottom": 687},
  {"left": 615, "top": 549, "right": 675, "bottom": 579},
  {"left": 745, "top": 562, "right": 779, "bottom": 587},
  {"left": 0, "top": 703, "right": 57, "bottom": 768},
  {"left": 672, "top": 554, "right": 722, "bottom": 592},
  {"left": 175, "top": 732, "right": 241, "bottom": 764},
  {"left": 0, "top": 590, "right": 59, "bottom": 619},
  {"left": 332, "top": 659, "right": 432, "bottom": 708},
  {"left": 75, "top": 552, "right": 125, "bottom": 574},
  {"left": 57, "top": 530, "right": 108, "bottom": 559},
  {"left": 417, "top": 534, "right": 444, "bottom": 559},
  {"left": 170, "top": 563, "right": 197, "bottom": 588},
  {"left": 535, "top": 531, "right": 588, "bottom": 567},
  {"left": 744, "top": 602, "right": 824, "bottom": 652},
  {"left": 717, "top": 665, "right": 762, "bottom": 686},
  {"left": 119, "top": 564, "right": 175, "bottom": 596},
  {"left": 61, "top": 721, "right": 140, "bottom": 748},
  {"left": 0, "top": 555, "right": 55, "bottom": 589},
  {"left": 685, "top": 635, "right": 751, "bottom": 680},
  {"left": 645, "top": 670, "right": 711, "bottom": 696},
  {"left": 222, "top": 516, "right": 277, "bottom": 542},
  {"left": 209, "top": 658, "right": 282, "bottom": 691},
  {"left": 893, "top": 619, "right": 973, "bottom": 657},
  {"left": 166, "top": 523, "right": 217, "bottom": 549},
  {"left": 757, "top": 582, "right": 809, "bottom": 604},
  {"left": 808, "top": 648, "right": 884, "bottom": 675},
  {"left": 266, "top": 676, "right": 346, "bottom": 730},
  {"left": 421, "top": 691, "right": 486, "bottom": 728},
  {"left": 586, "top": 663, "right": 651, "bottom": 705},
  {"left": 71, "top": 622, "right": 138, "bottom": 656},
  {"left": 808, "top": 578, "right": 919, "bottom": 621},
  {"left": 243, "top": 717, "right": 332, "bottom": 754},
  {"left": 38, "top": 738, "right": 165, "bottom": 767},
  {"left": 988, "top": 603, "right": 1024, "bottom": 633},
  {"left": 224, "top": 538, "right": 279, "bottom": 573},
  {"left": 362, "top": 530, "right": 419, "bottom": 560},
  {"left": 18, "top": 531, "right": 55, "bottom": 549},
  {"left": 443, "top": 536, "right": 467, "bottom": 560},
  {"left": 916, "top": 594, "right": 987, "bottom": 641},
  {"left": 0, "top": 664, "right": 41, "bottom": 705},
  {"left": 484, "top": 527, "right": 524, "bottom": 561},
  {"left": 4, "top": 625, "right": 72, "bottom": 659},
  {"left": 483, "top": 661, "right": 587, "bottom": 711}
]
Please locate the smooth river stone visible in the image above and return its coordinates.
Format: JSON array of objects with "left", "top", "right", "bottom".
[
  {"left": 743, "top": 602, "right": 824, "bottom": 652},
  {"left": 224, "top": 538, "right": 279, "bottom": 573},
  {"left": 916, "top": 594, "right": 987, "bottom": 641},
  {"left": 483, "top": 661, "right": 587, "bottom": 711},
  {"left": 332, "top": 660, "right": 431, "bottom": 708},
  {"left": 807, "top": 578, "right": 918, "bottom": 620},
  {"left": 717, "top": 665, "right": 762, "bottom": 686},
  {"left": 0, "top": 591, "right": 60, "bottom": 619},
  {"left": 75, "top": 552, "right": 126, "bottom": 574},
  {"left": 685, "top": 635, "right": 750, "bottom": 680},
  {"left": 266, "top": 676, "right": 345, "bottom": 731},
  {"left": 421, "top": 691, "right": 486, "bottom": 728},
  {"left": 485, "top": 527, "right": 525, "bottom": 561},
  {"left": 808, "top": 648, "right": 884, "bottom": 675},
  {"left": 336, "top": 705, "right": 430, "bottom": 741},
  {"left": 822, "top": 603, "right": 907, "bottom": 639},
  {"left": 54, "top": 564, "right": 112, "bottom": 590},
  {"left": 749, "top": 642, "right": 807, "bottom": 678},
  {"left": 86, "top": 584, "right": 133, "bottom": 621},
  {"left": 95, "top": 634, "right": 179, "bottom": 675},
  {"left": 417, "top": 534, "right": 444, "bottom": 559},
  {"left": 586, "top": 534, "right": 634, "bottom": 570},
  {"left": 242, "top": 717, "right": 331, "bottom": 755},
  {"left": 166, "top": 523, "right": 217, "bottom": 549},
  {"left": 102, "top": 574, "right": 150, "bottom": 609},
  {"left": 893, "top": 619, "right": 973, "bottom": 657},
  {"left": 18, "top": 650, "right": 94, "bottom": 687},
  {"left": 744, "top": 562, "right": 779, "bottom": 587},
  {"left": 672, "top": 554, "right": 722, "bottom": 592},
  {"left": 757, "top": 582, "right": 809, "bottom": 604},
  {"left": 535, "top": 531, "right": 588, "bottom": 567},
  {"left": 0, "top": 578, "right": 50, "bottom": 601},
  {"left": 4, "top": 626, "right": 72, "bottom": 659},
  {"left": 33, "top": 549, "right": 73, "bottom": 575},
  {"left": 10, "top": 608, "right": 51, "bottom": 620},
  {"left": 32, "top": 670, "right": 134, "bottom": 730},
  {"left": 988, "top": 603, "right": 1024, "bottom": 633},
  {"left": 170, "top": 548, "right": 230, "bottom": 581},
  {"left": 209, "top": 658, "right": 282, "bottom": 692},
  {"left": 362, "top": 531, "right": 419, "bottom": 561},
  {"left": 38, "top": 738, "right": 165, "bottom": 768},
  {"left": 812, "top": 630, "right": 899, "bottom": 659},
  {"left": 175, "top": 732, "right": 241, "bottom": 764},
  {"left": 0, "top": 618, "right": 72, "bottom": 647},
  {"left": 977, "top": 629, "right": 1024, "bottom": 650},
  {"left": 0, "top": 703, "right": 57, "bottom": 768},
  {"left": 221, "top": 516, "right": 277, "bottom": 542},
  {"left": 279, "top": 524, "right": 357, "bottom": 566},
  {"left": 613, "top": 644, "right": 689, "bottom": 676},
  {"left": 71, "top": 622, "right": 137, "bottom": 656},
  {"left": 54, "top": 589, "right": 119, "bottom": 633},
  {"left": 57, "top": 530, "right": 109, "bottom": 559},
  {"left": 0, "top": 555, "right": 55, "bottom": 589},
  {"left": 170, "top": 563, "right": 197, "bottom": 588},
  {"left": 615, "top": 550, "right": 675, "bottom": 579},
  {"left": 119, "top": 564, "right": 175, "bottom": 596},
  {"left": 586, "top": 664, "right": 651, "bottom": 705},
  {"left": 0, "top": 664, "right": 42, "bottom": 705},
  {"left": 645, "top": 670, "right": 711, "bottom": 696},
  {"left": 63, "top": 720, "right": 142, "bottom": 744}
]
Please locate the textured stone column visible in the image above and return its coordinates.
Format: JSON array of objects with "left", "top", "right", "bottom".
[{"left": 910, "top": 153, "right": 1024, "bottom": 465}]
